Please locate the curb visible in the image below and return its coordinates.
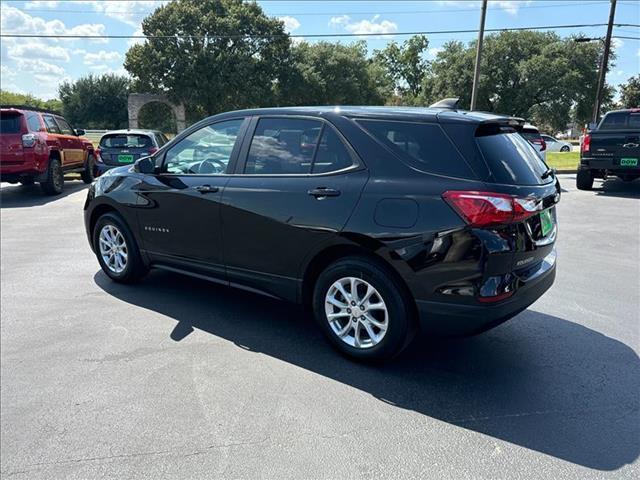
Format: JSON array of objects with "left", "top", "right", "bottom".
[{"left": 555, "top": 169, "right": 577, "bottom": 174}]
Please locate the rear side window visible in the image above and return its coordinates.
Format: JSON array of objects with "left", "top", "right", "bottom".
[
  {"left": 0, "top": 113, "right": 22, "bottom": 133},
  {"left": 100, "top": 134, "right": 152, "bottom": 148},
  {"left": 358, "top": 120, "right": 476, "bottom": 179},
  {"left": 245, "top": 118, "right": 322, "bottom": 174},
  {"left": 42, "top": 115, "right": 61, "bottom": 134},
  {"left": 26, "top": 113, "right": 42, "bottom": 132},
  {"left": 629, "top": 114, "right": 640, "bottom": 128},
  {"left": 476, "top": 125, "right": 549, "bottom": 186}
]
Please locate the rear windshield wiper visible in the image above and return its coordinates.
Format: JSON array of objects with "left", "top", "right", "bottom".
[{"left": 541, "top": 168, "right": 555, "bottom": 179}]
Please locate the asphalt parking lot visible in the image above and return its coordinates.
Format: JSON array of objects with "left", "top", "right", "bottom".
[{"left": 1, "top": 174, "right": 638, "bottom": 479}]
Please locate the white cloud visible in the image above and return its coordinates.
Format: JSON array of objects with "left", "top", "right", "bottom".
[
  {"left": 15, "top": 58, "right": 66, "bottom": 77},
  {"left": 7, "top": 41, "right": 70, "bottom": 62},
  {"left": 437, "top": 1, "right": 531, "bottom": 15},
  {"left": 128, "top": 26, "right": 146, "bottom": 47},
  {"left": 88, "top": 64, "right": 110, "bottom": 71},
  {"left": 26, "top": 1, "right": 167, "bottom": 27},
  {"left": 278, "top": 16, "right": 300, "bottom": 33},
  {"left": 0, "top": 5, "right": 107, "bottom": 43},
  {"left": 329, "top": 15, "right": 398, "bottom": 36},
  {"left": 0, "top": 65, "right": 17, "bottom": 80},
  {"left": 83, "top": 50, "right": 121, "bottom": 65},
  {"left": 612, "top": 38, "right": 624, "bottom": 50},
  {"left": 427, "top": 47, "right": 444, "bottom": 59}
]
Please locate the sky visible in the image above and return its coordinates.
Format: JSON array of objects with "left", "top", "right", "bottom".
[{"left": 0, "top": 0, "right": 639, "bottom": 100}]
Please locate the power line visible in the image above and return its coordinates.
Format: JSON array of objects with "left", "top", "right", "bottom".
[{"left": 2, "top": 23, "right": 638, "bottom": 40}]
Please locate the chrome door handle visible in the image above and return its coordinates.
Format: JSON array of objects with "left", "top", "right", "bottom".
[
  {"left": 308, "top": 187, "right": 341, "bottom": 198},
  {"left": 194, "top": 185, "right": 219, "bottom": 194}
]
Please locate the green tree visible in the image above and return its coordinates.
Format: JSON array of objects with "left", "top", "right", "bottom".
[
  {"left": 125, "top": 0, "right": 291, "bottom": 116},
  {"left": 619, "top": 75, "right": 640, "bottom": 108},
  {"left": 0, "top": 89, "right": 62, "bottom": 112},
  {"left": 285, "top": 41, "right": 387, "bottom": 105},
  {"left": 372, "top": 35, "right": 430, "bottom": 102},
  {"left": 58, "top": 74, "right": 130, "bottom": 129}
]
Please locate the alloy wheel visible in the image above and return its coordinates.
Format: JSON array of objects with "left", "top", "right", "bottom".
[
  {"left": 324, "top": 277, "right": 389, "bottom": 349},
  {"left": 98, "top": 224, "right": 128, "bottom": 274}
]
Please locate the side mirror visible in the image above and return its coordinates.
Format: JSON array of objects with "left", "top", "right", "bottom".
[
  {"left": 134, "top": 156, "right": 157, "bottom": 174},
  {"left": 75, "top": 128, "right": 85, "bottom": 136}
]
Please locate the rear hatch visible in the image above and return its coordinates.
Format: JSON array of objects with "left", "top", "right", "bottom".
[
  {"left": 98, "top": 133, "right": 155, "bottom": 165},
  {"left": 0, "top": 110, "right": 25, "bottom": 165},
  {"left": 590, "top": 111, "right": 640, "bottom": 166}
]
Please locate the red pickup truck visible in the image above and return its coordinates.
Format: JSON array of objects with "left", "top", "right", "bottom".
[{"left": 0, "top": 106, "right": 95, "bottom": 195}]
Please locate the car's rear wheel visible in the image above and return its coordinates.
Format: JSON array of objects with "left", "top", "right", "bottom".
[
  {"left": 560, "top": 145, "right": 570, "bottom": 152},
  {"left": 81, "top": 154, "right": 95, "bottom": 184},
  {"left": 312, "top": 256, "right": 415, "bottom": 361},
  {"left": 93, "top": 212, "right": 147, "bottom": 283},
  {"left": 576, "top": 169, "right": 594, "bottom": 190},
  {"left": 40, "top": 158, "right": 64, "bottom": 195}
]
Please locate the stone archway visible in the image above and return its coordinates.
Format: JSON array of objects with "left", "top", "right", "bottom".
[{"left": 128, "top": 93, "right": 186, "bottom": 132}]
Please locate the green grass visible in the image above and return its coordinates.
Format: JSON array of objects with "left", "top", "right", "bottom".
[{"left": 546, "top": 151, "right": 579, "bottom": 171}]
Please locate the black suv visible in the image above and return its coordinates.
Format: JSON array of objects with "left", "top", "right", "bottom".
[{"left": 84, "top": 105, "right": 559, "bottom": 361}]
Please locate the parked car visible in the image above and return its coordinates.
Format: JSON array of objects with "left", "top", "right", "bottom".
[
  {"left": 578, "top": 108, "right": 640, "bottom": 190},
  {"left": 95, "top": 129, "right": 169, "bottom": 176},
  {"left": 0, "top": 105, "right": 95, "bottom": 194},
  {"left": 520, "top": 124, "right": 547, "bottom": 160},
  {"left": 85, "top": 105, "right": 560, "bottom": 361},
  {"left": 541, "top": 134, "right": 572, "bottom": 152}
]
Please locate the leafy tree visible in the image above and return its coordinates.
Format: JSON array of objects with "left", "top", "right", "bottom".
[
  {"left": 125, "top": 0, "right": 292, "bottom": 116},
  {"left": 58, "top": 74, "right": 130, "bottom": 129},
  {"left": 373, "top": 35, "right": 430, "bottom": 102},
  {"left": 619, "top": 75, "right": 640, "bottom": 108},
  {"left": 0, "top": 89, "right": 62, "bottom": 112},
  {"left": 285, "top": 41, "right": 388, "bottom": 105}
]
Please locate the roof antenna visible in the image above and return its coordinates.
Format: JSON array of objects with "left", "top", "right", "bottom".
[{"left": 429, "top": 97, "right": 460, "bottom": 110}]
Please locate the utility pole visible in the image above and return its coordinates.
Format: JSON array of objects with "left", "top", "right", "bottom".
[
  {"left": 470, "top": 0, "right": 488, "bottom": 111},
  {"left": 593, "top": 0, "right": 617, "bottom": 123}
]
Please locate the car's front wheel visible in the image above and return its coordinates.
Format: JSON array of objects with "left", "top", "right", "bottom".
[
  {"left": 93, "top": 212, "right": 147, "bottom": 283},
  {"left": 312, "top": 256, "right": 416, "bottom": 361},
  {"left": 560, "top": 145, "right": 570, "bottom": 152}
]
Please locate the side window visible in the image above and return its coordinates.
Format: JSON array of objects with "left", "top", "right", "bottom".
[
  {"left": 358, "top": 120, "right": 476, "bottom": 179},
  {"left": 163, "top": 119, "right": 243, "bottom": 175},
  {"left": 43, "top": 115, "right": 61, "bottom": 134},
  {"left": 312, "top": 127, "right": 353, "bottom": 173},
  {"left": 26, "top": 113, "right": 42, "bottom": 132},
  {"left": 55, "top": 117, "right": 75, "bottom": 135},
  {"left": 245, "top": 118, "right": 322, "bottom": 174}
]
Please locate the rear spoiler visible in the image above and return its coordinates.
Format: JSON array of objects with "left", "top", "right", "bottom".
[{"left": 478, "top": 116, "right": 526, "bottom": 131}]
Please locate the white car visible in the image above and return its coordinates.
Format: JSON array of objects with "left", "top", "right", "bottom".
[
  {"left": 541, "top": 134, "right": 572, "bottom": 152},
  {"left": 521, "top": 124, "right": 547, "bottom": 161}
]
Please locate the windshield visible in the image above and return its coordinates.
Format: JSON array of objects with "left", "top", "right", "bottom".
[
  {"left": 100, "top": 134, "right": 152, "bottom": 148},
  {"left": 476, "top": 126, "right": 550, "bottom": 185}
]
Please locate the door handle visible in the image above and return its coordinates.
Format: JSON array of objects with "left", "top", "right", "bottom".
[
  {"left": 308, "top": 187, "right": 341, "bottom": 198},
  {"left": 194, "top": 185, "right": 219, "bottom": 194}
]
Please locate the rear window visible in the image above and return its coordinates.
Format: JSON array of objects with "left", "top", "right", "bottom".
[
  {"left": 100, "top": 134, "right": 152, "bottom": 148},
  {"left": 0, "top": 113, "right": 22, "bottom": 134},
  {"left": 476, "top": 125, "right": 550, "bottom": 186},
  {"left": 599, "top": 111, "right": 640, "bottom": 130},
  {"left": 520, "top": 128, "right": 541, "bottom": 142},
  {"left": 358, "top": 120, "right": 476, "bottom": 179}
]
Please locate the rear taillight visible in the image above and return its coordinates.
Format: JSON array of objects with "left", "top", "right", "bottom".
[
  {"left": 95, "top": 148, "right": 103, "bottom": 162},
  {"left": 442, "top": 191, "right": 542, "bottom": 228},
  {"left": 22, "top": 133, "right": 36, "bottom": 148},
  {"left": 148, "top": 147, "right": 158, "bottom": 155},
  {"left": 581, "top": 134, "right": 591, "bottom": 153}
]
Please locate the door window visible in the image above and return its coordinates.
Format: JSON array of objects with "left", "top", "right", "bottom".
[
  {"left": 312, "top": 127, "right": 353, "bottom": 173},
  {"left": 245, "top": 118, "right": 322, "bottom": 174},
  {"left": 163, "top": 119, "right": 243, "bottom": 175},
  {"left": 43, "top": 115, "right": 61, "bottom": 134},
  {"left": 55, "top": 117, "right": 75, "bottom": 135}
]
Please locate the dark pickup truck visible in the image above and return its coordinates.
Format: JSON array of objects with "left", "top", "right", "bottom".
[{"left": 578, "top": 108, "right": 640, "bottom": 190}]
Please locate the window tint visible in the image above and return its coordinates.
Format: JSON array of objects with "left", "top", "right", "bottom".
[
  {"left": 101, "top": 134, "right": 152, "bottom": 148},
  {"left": 358, "top": 120, "right": 475, "bottom": 178},
  {"left": 55, "top": 117, "right": 74, "bottom": 135},
  {"left": 164, "top": 119, "right": 243, "bottom": 175},
  {"left": 599, "top": 112, "right": 627, "bottom": 129},
  {"left": 0, "top": 113, "right": 22, "bottom": 133},
  {"left": 312, "top": 127, "right": 353, "bottom": 173},
  {"left": 629, "top": 114, "right": 640, "bottom": 128},
  {"left": 245, "top": 118, "right": 322, "bottom": 174},
  {"left": 26, "top": 113, "right": 42, "bottom": 132},
  {"left": 43, "top": 115, "right": 61, "bottom": 134},
  {"left": 476, "top": 126, "right": 550, "bottom": 186}
]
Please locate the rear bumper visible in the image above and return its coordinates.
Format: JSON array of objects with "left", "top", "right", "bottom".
[
  {"left": 0, "top": 151, "right": 48, "bottom": 179},
  {"left": 95, "top": 162, "right": 128, "bottom": 176},
  {"left": 416, "top": 249, "right": 556, "bottom": 336},
  {"left": 580, "top": 158, "right": 640, "bottom": 176}
]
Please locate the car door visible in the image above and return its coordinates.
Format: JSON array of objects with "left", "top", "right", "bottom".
[
  {"left": 135, "top": 117, "right": 248, "bottom": 278},
  {"left": 221, "top": 116, "right": 369, "bottom": 301},
  {"left": 54, "top": 116, "right": 85, "bottom": 166}
]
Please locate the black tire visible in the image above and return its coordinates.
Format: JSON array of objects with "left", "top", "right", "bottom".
[
  {"left": 560, "top": 145, "right": 570, "bottom": 152},
  {"left": 81, "top": 154, "right": 95, "bottom": 184},
  {"left": 19, "top": 177, "right": 35, "bottom": 186},
  {"left": 40, "top": 157, "right": 64, "bottom": 195},
  {"left": 312, "top": 256, "right": 416, "bottom": 361},
  {"left": 576, "top": 169, "right": 594, "bottom": 190},
  {"left": 93, "top": 212, "right": 148, "bottom": 283}
]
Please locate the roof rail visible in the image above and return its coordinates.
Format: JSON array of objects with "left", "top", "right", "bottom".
[
  {"left": 0, "top": 104, "right": 62, "bottom": 116},
  {"left": 429, "top": 97, "right": 460, "bottom": 110}
]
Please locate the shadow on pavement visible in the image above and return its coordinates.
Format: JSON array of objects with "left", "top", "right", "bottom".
[
  {"left": 94, "top": 269, "right": 640, "bottom": 471},
  {"left": 594, "top": 177, "right": 640, "bottom": 198},
  {"left": 0, "top": 180, "right": 87, "bottom": 208}
]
